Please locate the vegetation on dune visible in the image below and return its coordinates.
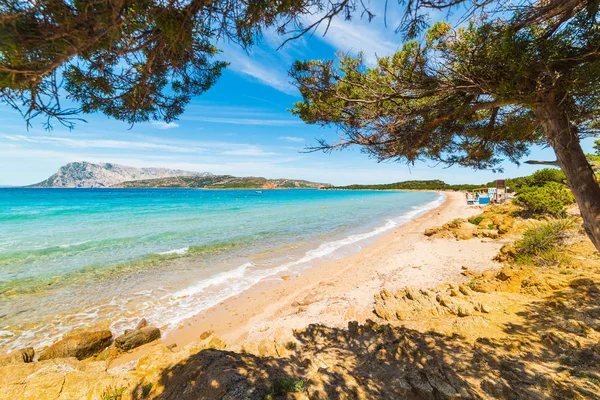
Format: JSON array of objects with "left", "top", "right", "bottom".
[
  {"left": 506, "top": 168, "right": 575, "bottom": 218},
  {"left": 510, "top": 219, "right": 576, "bottom": 266},
  {"left": 100, "top": 386, "right": 126, "bottom": 400},
  {"left": 264, "top": 377, "right": 305, "bottom": 399},
  {"left": 513, "top": 183, "right": 575, "bottom": 217}
]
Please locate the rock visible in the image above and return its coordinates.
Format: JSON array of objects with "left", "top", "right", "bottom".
[
  {"left": 92, "top": 345, "right": 123, "bottom": 361},
  {"left": 135, "top": 318, "right": 148, "bottom": 330},
  {"left": 208, "top": 337, "right": 226, "bottom": 350},
  {"left": 455, "top": 227, "right": 474, "bottom": 240},
  {"left": 497, "top": 267, "right": 514, "bottom": 281},
  {"left": 0, "top": 347, "right": 34, "bottom": 366},
  {"left": 281, "top": 275, "right": 290, "bottom": 280},
  {"left": 482, "top": 271, "right": 496, "bottom": 280},
  {"left": 479, "top": 303, "right": 491, "bottom": 313},
  {"left": 258, "top": 339, "right": 278, "bottom": 357},
  {"left": 461, "top": 270, "right": 479, "bottom": 278},
  {"left": 424, "top": 227, "right": 440, "bottom": 237},
  {"left": 436, "top": 294, "right": 452, "bottom": 308},
  {"left": 115, "top": 327, "right": 160, "bottom": 351},
  {"left": 199, "top": 330, "right": 213, "bottom": 340},
  {"left": 38, "top": 330, "right": 112, "bottom": 361},
  {"left": 405, "top": 288, "right": 418, "bottom": 300},
  {"left": 479, "top": 229, "right": 499, "bottom": 239},
  {"left": 471, "top": 280, "right": 494, "bottom": 293},
  {"left": 458, "top": 284, "right": 472, "bottom": 296},
  {"left": 457, "top": 306, "right": 472, "bottom": 317},
  {"left": 348, "top": 321, "right": 359, "bottom": 337},
  {"left": 497, "top": 224, "right": 510, "bottom": 234},
  {"left": 477, "top": 218, "right": 494, "bottom": 229}
]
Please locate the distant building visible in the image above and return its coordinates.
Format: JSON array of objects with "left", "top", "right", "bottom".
[{"left": 495, "top": 180, "right": 506, "bottom": 203}]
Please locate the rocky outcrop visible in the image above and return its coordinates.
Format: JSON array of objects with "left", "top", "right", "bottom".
[
  {"left": 0, "top": 347, "right": 34, "bottom": 366},
  {"left": 425, "top": 204, "right": 518, "bottom": 240},
  {"left": 29, "top": 161, "right": 209, "bottom": 188},
  {"left": 38, "top": 330, "right": 112, "bottom": 361},
  {"left": 115, "top": 326, "right": 161, "bottom": 351},
  {"left": 374, "top": 283, "right": 491, "bottom": 322}
]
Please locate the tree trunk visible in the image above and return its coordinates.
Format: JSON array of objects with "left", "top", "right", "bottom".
[{"left": 534, "top": 103, "right": 600, "bottom": 252}]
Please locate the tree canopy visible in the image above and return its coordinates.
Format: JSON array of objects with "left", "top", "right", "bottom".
[
  {"left": 290, "top": 2, "right": 600, "bottom": 250},
  {"left": 290, "top": 14, "right": 600, "bottom": 170},
  {"left": 1, "top": 0, "right": 596, "bottom": 128}
]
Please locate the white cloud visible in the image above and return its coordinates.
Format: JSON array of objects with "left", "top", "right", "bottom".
[
  {"left": 0, "top": 133, "right": 282, "bottom": 158},
  {"left": 0, "top": 134, "right": 200, "bottom": 153},
  {"left": 278, "top": 136, "right": 305, "bottom": 142},
  {"left": 183, "top": 116, "right": 302, "bottom": 126},
  {"left": 220, "top": 43, "right": 297, "bottom": 95},
  {"left": 151, "top": 121, "right": 179, "bottom": 130},
  {"left": 221, "top": 148, "right": 279, "bottom": 157},
  {"left": 303, "top": 13, "right": 399, "bottom": 64}
]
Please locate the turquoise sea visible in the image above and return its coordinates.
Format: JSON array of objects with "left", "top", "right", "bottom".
[{"left": 0, "top": 188, "right": 443, "bottom": 352}]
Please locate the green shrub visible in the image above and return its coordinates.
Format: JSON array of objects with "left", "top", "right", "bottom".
[
  {"left": 542, "top": 182, "right": 575, "bottom": 205},
  {"left": 141, "top": 382, "right": 153, "bottom": 397},
  {"left": 101, "top": 386, "right": 126, "bottom": 400},
  {"left": 264, "top": 377, "right": 304, "bottom": 399},
  {"left": 468, "top": 215, "right": 484, "bottom": 225},
  {"left": 513, "top": 219, "right": 574, "bottom": 265},
  {"left": 530, "top": 168, "right": 566, "bottom": 186},
  {"left": 507, "top": 168, "right": 567, "bottom": 192},
  {"left": 448, "top": 218, "right": 463, "bottom": 228},
  {"left": 513, "top": 183, "right": 573, "bottom": 218}
]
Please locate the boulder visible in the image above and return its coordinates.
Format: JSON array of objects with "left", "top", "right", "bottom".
[
  {"left": 424, "top": 227, "right": 440, "bottom": 237},
  {"left": 0, "top": 347, "right": 34, "bottom": 366},
  {"left": 135, "top": 318, "right": 148, "bottom": 330},
  {"left": 38, "top": 330, "right": 112, "bottom": 361},
  {"left": 496, "top": 267, "right": 515, "bottom": 281},
  {"left": 115, "top": 326, "right": 160, "bottom": 351},
  {"left": 470, "top": 280, "right": 495, "bottom": 294}
]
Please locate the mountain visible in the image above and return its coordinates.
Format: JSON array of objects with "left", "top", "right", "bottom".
[
  {"left": 112, "top": 175, "right": 331, "bottom": 189},
  {"left": 29, "top": 162, "right": 210, "bottom": 188}
]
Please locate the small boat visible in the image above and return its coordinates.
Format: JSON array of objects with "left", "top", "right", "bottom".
[{"left": 255, "top": 190, "right": 263, "bottom": 194}]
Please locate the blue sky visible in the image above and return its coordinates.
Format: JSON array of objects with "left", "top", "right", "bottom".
[{"left": 0, "top": 5, "right": 595, "bottom": 186}]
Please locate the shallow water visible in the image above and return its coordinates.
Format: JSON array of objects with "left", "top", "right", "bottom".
[{"left": 0, "top": 188, "right": 442, "bottom": 352}]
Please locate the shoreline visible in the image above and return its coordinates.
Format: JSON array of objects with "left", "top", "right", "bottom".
[
  {"left": 110, "top": 191, "right": 503, "bottom": 366},
  {"left": 0, "top": 189, "right": 442, "bottom": 355}
]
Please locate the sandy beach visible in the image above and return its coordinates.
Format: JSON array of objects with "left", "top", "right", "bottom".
[{"left": 112, "top": 191, "right": 505, "bottom": 365}]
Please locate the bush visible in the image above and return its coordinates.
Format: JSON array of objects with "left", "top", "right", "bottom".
[
  {"left": 513, "top": 219, "right": 574, "bottom": 265},
  {"left": 513, "top": 182, "right": 574, "bottom": 217},
  {"left": 468, "top": 215, "right": 485, "bottom": 225},
  {"left": 507, "top": 168, "right": 567, "bottom": 192},
  {"left": 529, "top": 168, "right": 566, "bottom": 186},
  {"left": 514, "top": 188, "right": 565, "bottom": 217},
  {"left": 544, "top": 182, "right": 575, "bottom": 205},
  {"left": 448, "top": 218, "right": 463, "bottom": 228},
  {"left": 101, "top": 386, "right": 127, "bottom": 400},
  {"left": 265, "top": 377, "right": 304, "bottom": 399}
]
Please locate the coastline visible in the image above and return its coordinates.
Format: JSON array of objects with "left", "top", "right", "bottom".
[
  {"left": 110, "top": 191, "right": 503, "bottom": 366},
  {"left": 0, "top": 188, "right": 442, "bottom": 355}
]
